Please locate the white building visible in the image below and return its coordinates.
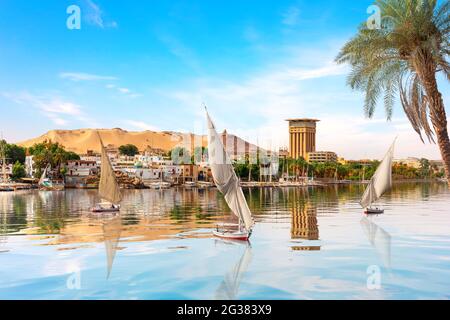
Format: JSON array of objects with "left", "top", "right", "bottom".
[{"left": 25, "top": 156, "right": 35, "bottom": 178}]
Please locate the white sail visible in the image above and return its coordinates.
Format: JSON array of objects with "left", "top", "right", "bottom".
[
  {"left": 206, "top": 111, "right": 254, "bottom": 231},
  {"left": 360, "top": 140, "right": 396, "bottom": 208},
  {"left": 360, "top": 217, "right": 391, "bottom": 269},
  {"left": 38, "top": 165, "right": 48, "bottom": 186},
  {"left": 98, "top": 132, "right": 122, "bottom": 204}
]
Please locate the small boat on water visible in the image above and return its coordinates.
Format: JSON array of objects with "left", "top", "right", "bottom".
[
  {"left": 150, "top": 181, "right": 171, "bottom": 189},
  {"left": 183, "top": 181, "right": 197, "bottom": 188},
  {"left": 360, "top": 139, "right": 396, "bottom": 215},
  {"left": 91, "top": 131, "right": 122, "bottom": 213},
  {"left": 206, "top": 108, "right": 254, "bottom": 241},
  {"left": 197, "top": 181, "right": 214, "bottom": 188},
  {"left": 38, "top": 164, "right": 65, "bottom": 191}
]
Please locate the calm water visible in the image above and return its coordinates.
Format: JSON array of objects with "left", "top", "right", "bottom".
[{"left": 1, "top": 183, "right": 450, "bottom": 300}]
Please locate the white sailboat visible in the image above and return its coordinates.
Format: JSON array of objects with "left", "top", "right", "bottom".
[
  {"left": 91, "top": 132, "right": 122, "bottom": 213},
  {"left": 360, "top": 139, "right": 396, "bottom": 214},
  {"left": 206, "top": 108, "right": 255, "bottom": 241},
  {"left": 38, "top": 164, "right": 65, "bottom": 191}
]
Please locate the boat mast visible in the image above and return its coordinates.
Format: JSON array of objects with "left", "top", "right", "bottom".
[{"left": 0, "top": 136, "right": 7, "bottom": 182}]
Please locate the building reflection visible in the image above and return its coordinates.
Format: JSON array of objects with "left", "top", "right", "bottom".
[{"left": 290, "top": 189, "right": 320, "bottom": 251}]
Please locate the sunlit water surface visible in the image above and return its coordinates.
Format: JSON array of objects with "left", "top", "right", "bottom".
[{"left": 1, "top": 182, "right": 450, "bottom": 300}]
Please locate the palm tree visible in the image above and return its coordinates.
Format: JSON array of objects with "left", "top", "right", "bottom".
[{"left": 336, "top": 0, "right": 450, "bottom": 187}]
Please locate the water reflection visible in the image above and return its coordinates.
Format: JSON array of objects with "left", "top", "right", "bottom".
[
  {"left": 215, "top": 241, "right": 252, "bottom": 300},
  {"left": 360, "top": 217, "right": 391, "bottom": 269},
  {"left": 1, "top": 182, "right": 450, "bottom": 299},
  {"left": 102, "top": 215, "right": 122, "bottom": 279}
]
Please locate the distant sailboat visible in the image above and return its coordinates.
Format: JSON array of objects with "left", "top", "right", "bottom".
[
  {"left": 206, "top": 108, "right": 254, "bottom": 241},
  {"left": 38, "top": 164, "right": 65, "bottom": 191},
  {"left": 91, "top": 131, "right": 122, "bottom": 213},
  {"left": 360, "top": 139, "right": 396, "bottom": 214}
]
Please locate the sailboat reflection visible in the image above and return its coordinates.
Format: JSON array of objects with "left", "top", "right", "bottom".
[
  {"left": 102, "top": 214, "right": 122, "bottom": 279},
  {"left": 360, "top": 217, "right": 391, "bottom": 269},
  {"left": 215, "top": 241, "right": 253, "bottom": 300}
]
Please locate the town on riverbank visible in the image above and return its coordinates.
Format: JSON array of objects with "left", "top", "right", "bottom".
[{"left": 0, "top": 123, "right": 447, "bottom": 192}]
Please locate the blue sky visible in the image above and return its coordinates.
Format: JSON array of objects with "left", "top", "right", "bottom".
[{"left": 0, "top": 0, "right": 449, "bottom": 159}]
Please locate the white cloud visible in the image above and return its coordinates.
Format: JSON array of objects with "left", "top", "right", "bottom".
[
  {"left": 2, "top": 91, "right": 96, "bottom": 127},
  {"left": 60, "top": 72, "right": 118, "bottom": 82},
  {"left": 84, "top": 0, "right": 118, "bottom": 29},
  {"left": 282, "top": 6, "right": 301, "bottom": 26},
  {"left": 118, "top": 87, "right": 131, "bottom": 94},
  {"left": 125, "top": 120, "right": 159, "bottom": 132},
  {"left": 159, "top": 44, "right": 443, "bottom": 160}
]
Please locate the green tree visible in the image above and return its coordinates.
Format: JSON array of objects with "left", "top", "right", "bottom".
[
  {"left": 336, "top": 0, "right": 450, "bottom": 187},
  {"left": 28, "top": 140, "right": 79, "bottom": 177},
  {"left": 11, "top": 161, "right": 26, "bottom": 180},
  {"left": 119, "top": 144, "right": 139, "bottom": 156}
]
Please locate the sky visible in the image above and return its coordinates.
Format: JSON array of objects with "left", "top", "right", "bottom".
[{"left": 0, "top": 0, "right": 449, "bottom": 160}]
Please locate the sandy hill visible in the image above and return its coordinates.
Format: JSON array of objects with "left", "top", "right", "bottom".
[{"left": 17, "top": 128, "right": 260, "bottom": 156}]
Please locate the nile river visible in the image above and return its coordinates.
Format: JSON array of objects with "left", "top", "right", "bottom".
[{"left": 0, "top": 183, "right": 450, "bottom": 300}]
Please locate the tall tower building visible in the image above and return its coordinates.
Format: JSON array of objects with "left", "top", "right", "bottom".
[{"left": 286, "top": 119, "right": 319, "bottom": 159}]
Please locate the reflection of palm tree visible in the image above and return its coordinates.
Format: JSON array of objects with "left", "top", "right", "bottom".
[
  {"left": 215, "top": 242, "right": 253, "bottom": 300},
  {"left": 360, "top": 217, "right": 391, "bottom": 269},
  {"left": 103, "top": 215, "right": 122, "bottom": 279}
]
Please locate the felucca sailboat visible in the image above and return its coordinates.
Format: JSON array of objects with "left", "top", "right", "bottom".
[
  {"left": 91, "top": 131, "right": 122, "bottom": 213},
  {"left": 38, "top": 164, "right": 65, "bottom": 191},
  {"left": 206, "top": 108, "right": 255, "bottom": 241},
  {"left": 360, "top": 139, "right": 396, "bottom": 214}
]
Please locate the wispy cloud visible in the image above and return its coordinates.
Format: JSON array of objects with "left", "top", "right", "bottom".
[
  {"left": 84, "top": 0, "right": 118, "bottom": 29},
  {"left": 2, "top": 91, "right": 96, "bottom": 127},
  {"left": 125, "top": 120, "right": 159, "bottom": 132},
  {"left": 60, "top": 72, "right": 118, "bottom": 82},
  {"left": 105, "top": 84, "right": 142, "bottom": 98},
  {"left": 282, "top": 6, "right": 301, "bottom": 26},
  {"left": 157, "top": 33, "right": 201, "bottom": 71}
]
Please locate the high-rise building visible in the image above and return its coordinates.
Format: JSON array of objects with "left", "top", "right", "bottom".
[{"left": 286, "top": 119, "right": 319, "bottom": 159}]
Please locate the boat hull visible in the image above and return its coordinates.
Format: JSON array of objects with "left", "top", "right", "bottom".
[
  {"left": 212, "top": 230, "right": 250, "bottom": 241},
  {"left": 91, "top": 204, "right": 121, "bottom": 213},
  {"left": 364, "top": 208, "right": 384, "bottom": 214}
]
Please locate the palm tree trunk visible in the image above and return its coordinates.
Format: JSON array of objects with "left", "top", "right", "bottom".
[{"left": 416, "top": 60, "right": 450, "bottom": 188}]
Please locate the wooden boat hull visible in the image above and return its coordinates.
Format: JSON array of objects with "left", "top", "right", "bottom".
[
  {"left": 91, "top": 205, "right": 121, "bottom": 213},
  {"left": 364, "top": 208, "right": 384, "bottom": 214},
  {"left": 213, "top": 230, "right": 250, "bottom": 241}
]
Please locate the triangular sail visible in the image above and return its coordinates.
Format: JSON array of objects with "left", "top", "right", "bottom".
[
  {"left": 38, "top": 165, "right": 48, "bottom": 186},
  {"left": 98, "top": 132, "right": 122, "bottom": 204},
  {"left": 360, "top": 140, "right": 395, "bottom": 208},
  {"left": 206, "top": 111, "right": 254, "bottom": 231}
]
